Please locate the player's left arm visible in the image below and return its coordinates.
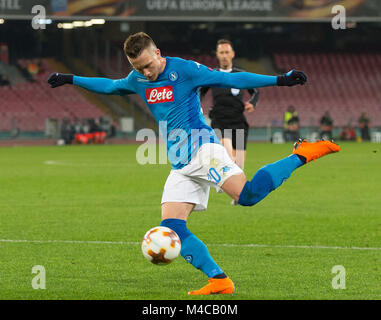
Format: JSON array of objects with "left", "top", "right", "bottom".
[{"left": 187, "top": 61, "right": 307, "bottom": 89}]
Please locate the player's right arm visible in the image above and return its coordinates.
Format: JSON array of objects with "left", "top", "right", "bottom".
[{"left": 47, "top": 73, "right": 135, "bottom": 95}]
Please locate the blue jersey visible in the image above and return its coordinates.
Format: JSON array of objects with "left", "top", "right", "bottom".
[{"left": 73, "top": 57, "right": 277, "bottom": 169}]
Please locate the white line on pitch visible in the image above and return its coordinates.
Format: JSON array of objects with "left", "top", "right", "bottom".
[
  {"left": 0, "top": 239, "right": 380, "bottom": 251},
  {"left": 44, "top": 160, "right": 67, "bottom": 166},
  {"left": 43, "top": 160, "right": 136, "bottom": 167}
]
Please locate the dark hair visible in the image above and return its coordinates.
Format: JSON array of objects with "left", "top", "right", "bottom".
[
  {"left": 216, "top": 39, "right": 233, "bottom": 50},
  {"left": 123, "top": 32, "right": 156, "bottom": 59}
]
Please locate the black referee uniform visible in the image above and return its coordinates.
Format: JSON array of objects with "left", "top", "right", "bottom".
[{"left": 200, "top": 67, "right": 259, "bottom": 150}]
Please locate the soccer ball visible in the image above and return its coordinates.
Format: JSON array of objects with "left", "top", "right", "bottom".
[{"left": 141, "top": 226, "right": 181, "bottom": 265}]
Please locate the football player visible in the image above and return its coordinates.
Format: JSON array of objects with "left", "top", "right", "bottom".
[{"left": 48, "top": 32, "right": 340, "bottom": 295}]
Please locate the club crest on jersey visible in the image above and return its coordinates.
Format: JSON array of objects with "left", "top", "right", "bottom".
[
  {"left": 169, "top": 71, "right": 178, "bottom": 82},
  {"left": 146, "top": 86, "right": 174, "bottom": 104}
]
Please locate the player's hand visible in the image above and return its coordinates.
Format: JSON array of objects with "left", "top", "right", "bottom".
[
  {"left": 47, "top": 73, "right": 73, "bottom": 88},
  {"left": 244, "top": 102, "right": 255, "bottom": 113},
  {"left": 277, "top": 70, "right": 307, "bottom": 86}
]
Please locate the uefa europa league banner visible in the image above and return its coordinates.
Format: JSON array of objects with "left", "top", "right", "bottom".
[{"left": 1, "top": 0, "right": 381, "bottom": 19}]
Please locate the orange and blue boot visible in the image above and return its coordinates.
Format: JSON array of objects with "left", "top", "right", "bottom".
[{"left": 292, "top": 139, "right": 340, "bottom": 163}]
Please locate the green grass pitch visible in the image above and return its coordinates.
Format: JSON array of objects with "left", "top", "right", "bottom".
[{"left": 0, "top": 142, "right": 380, "bottom": 300}]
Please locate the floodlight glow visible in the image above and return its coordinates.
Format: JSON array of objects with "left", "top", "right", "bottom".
[
  {"left": 73, "top": 21, "right": 85, "bottom": 27},
  {"left": 90, "top": 19, "right": 106, "bottom": 25},
  {"left": 62, "top": 23, "right": 74, "bottom": 29}
]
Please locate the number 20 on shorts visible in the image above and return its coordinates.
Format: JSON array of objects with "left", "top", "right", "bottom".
[{"left": 208, "top": 168, "right": 221, "bottom": 183}]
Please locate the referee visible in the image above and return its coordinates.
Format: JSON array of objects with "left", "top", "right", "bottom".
[{"left": 200, "top": 39, "right": 259, "bottom": 173}]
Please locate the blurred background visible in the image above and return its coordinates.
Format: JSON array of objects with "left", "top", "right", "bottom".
[{"left": 0, "top": 0, "right": 380, "bottom": 145}]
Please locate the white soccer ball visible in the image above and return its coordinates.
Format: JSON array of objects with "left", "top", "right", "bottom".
[{"left": 141, "top": 226, "right": 181, "bottom": 265}]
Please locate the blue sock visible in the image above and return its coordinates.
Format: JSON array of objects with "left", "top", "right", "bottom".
[
  {"left": 238, "top": 154, "right": 304, "bottom": 206},
  {"left": 160, "top": 219, "right": 224, "bottom": 278}
]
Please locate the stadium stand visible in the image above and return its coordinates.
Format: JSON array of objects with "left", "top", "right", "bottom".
[
  {"left": 201, "top": 52, "right": 381, "bottom": 128},
  {"left": 98, "top": 55, "right": 132, "bottom": 80},
  {"left": 0, "top": 59, "right": 106, "bottom": 132},
  {"left": 259, "top": 52, "right": 380, "bottom": 127},
  {"left": 3, "top": 52, "right": 378, "bottom": 133}
]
